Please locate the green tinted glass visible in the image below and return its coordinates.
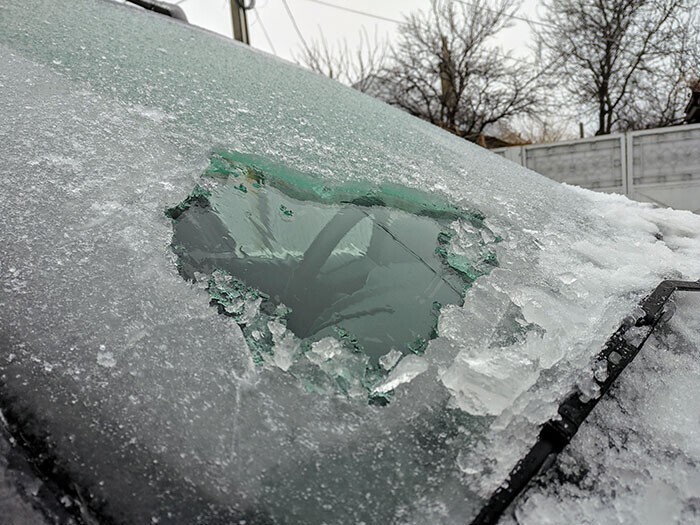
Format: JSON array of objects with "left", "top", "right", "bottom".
[{"left": 169, "top": 151, "right": 498, "bottom": 399}]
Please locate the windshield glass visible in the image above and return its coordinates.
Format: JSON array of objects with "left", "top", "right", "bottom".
[
  {"left": 169, "top": 150, "right": 499, "bottom": 401},
  {"left": 1, "top": 1, "right": 700, "bottom": 523}
]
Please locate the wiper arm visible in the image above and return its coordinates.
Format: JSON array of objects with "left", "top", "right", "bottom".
[
  {"left": 122, "top": 0, "right": 188, "bottom": 22},
  {"left": 472, "top": 279, "right": 700, "bottom": 525}
]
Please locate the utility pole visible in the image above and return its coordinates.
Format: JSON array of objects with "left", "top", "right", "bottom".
[{"left": 230, "top": 0, "right": 254, "bottom": 45}]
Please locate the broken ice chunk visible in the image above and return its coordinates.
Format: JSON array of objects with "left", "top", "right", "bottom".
[
  {"left": 305, "top": 337, "right": 370, "bottom": 398},
  {"left": 379, "top": 348, "right": 403, "bottom": 371},
  {"left": 372, "top": 355, "right": 428, "bottom": 394},
  {"left": 439, "top": 348, "right": 539, "bottom": 416},
  {"left": 239, "top": 296, "right": 262, "bottom": 326},
  {"left": 593, "top": 358, "right": 608, "bottom": 383},
  {"left": 268, "top": 320, "right": 300, "bottom": 372},
  {"left": 307, "top": 337, "right": 345, "bottom": 364},
  {"left": 624, "top": 325, "right": 652, "bottom": 347}
]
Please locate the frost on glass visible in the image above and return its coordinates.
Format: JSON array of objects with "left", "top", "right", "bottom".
[
  {"left": 168, "top": 151, "right": 499, "bottom": 402},
  {"left": 4, "top": 1, "right": 700, "bottom": 523}
]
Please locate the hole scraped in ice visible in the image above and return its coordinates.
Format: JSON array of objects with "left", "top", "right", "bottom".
[{"left": 168, "top": 150, "right": 499, "bottom": 402}]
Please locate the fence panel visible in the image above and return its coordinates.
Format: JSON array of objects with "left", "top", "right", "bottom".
[
  {"left": 627, "top": 126, "right": 700, "bottom": 213},
  {"left": 523, "top": 135, "right": 625, "bottom": 193},
  {"left": 492, "top": 123, "right": 700, "bottom": 213}
]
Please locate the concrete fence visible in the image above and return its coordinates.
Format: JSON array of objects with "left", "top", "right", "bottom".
[{"left": 492, "top": 122, "right": 700, "bottom": 213}]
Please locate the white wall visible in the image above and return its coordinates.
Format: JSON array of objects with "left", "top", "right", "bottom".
[{"left": 493, "top": 123, "right": 700, "bottom": 213}]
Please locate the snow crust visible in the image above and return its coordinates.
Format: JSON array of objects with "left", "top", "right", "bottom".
[
  {"left": 505, "top": 293, "right": 700, "bottom": 524},
  {"left": 1, "top": 0, "right": 700, "bottom": 522}
]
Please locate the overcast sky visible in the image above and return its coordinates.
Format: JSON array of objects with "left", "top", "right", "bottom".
[{"left": 177, "top": 0, "right": 541, "bottom": 64}]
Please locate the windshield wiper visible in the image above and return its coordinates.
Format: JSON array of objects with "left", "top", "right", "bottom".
[
  {"left": 471, "top": 279, "right": 700, "bottom": 525},
  {"left": 122, "top": 0, "right": 188, "bottom": 21}
]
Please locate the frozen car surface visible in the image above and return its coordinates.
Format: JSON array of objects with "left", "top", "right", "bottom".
[
  {"left": 1, "top": 1, "right": 700, "bottom": 523},
  {"left": 504, "top": 293, "right": 700, "bottom": 524}
]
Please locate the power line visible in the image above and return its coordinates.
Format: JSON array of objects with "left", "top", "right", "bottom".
[
  {"left": 302, "top": 0, "right": 402, "bottom": 24},
  {"left": 304, "top": 0, "right": 557, "bottom": 30},
  {"left": 254, "top": 7, "right": 277, "bottom": 54},
  {"left": 281, "top": 0, "right": 310, "bottom": 52},
  {"left": 452, "top": 0, "right": 557, "bottom": 29}
]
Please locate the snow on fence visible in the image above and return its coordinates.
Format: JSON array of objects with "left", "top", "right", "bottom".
[{"left": 492, "top": 122, "right": 700, "bottom": 213}]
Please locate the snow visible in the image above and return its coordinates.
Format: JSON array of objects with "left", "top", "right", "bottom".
[
  {"left": 0, "top": 0, "right": 699, "bottom": 523},
  {"left": 504, "top": 293, "right": 700, "bottom": 524}
]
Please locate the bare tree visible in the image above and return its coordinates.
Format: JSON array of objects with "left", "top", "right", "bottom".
[
  {"left": 495, "top": 118, "right": 576, "bottom": 145},
  {"left": 618, "top": 24, "right": 700, "bottom": 129},
  {"left": 297, "top": 28, "right": 389, "bottom": 94},
  {"left": 537, "top": 0, "right": 698, "bottom": 135},
  {"left": 370, "top": 0, "right": 548, "bottom": 141}
]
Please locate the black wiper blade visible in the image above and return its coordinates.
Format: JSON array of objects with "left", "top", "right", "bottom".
[
  {"left": 471, "top": 279, "right": 700, "bottom": 525},
  {"left": 123, "top": 0, "right": 188, "bottom": 22}
]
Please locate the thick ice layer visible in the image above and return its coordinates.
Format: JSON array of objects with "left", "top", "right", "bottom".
[
  {"left": 504, "top": 293, "right": 700, "bottom": 524},
  {"left": 1, "top": 1, "right": 700, "bottom": 522}
]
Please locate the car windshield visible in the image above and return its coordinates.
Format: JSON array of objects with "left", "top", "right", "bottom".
[{"left": 1, "top": 1, "right": 700, "bottom": 524}]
